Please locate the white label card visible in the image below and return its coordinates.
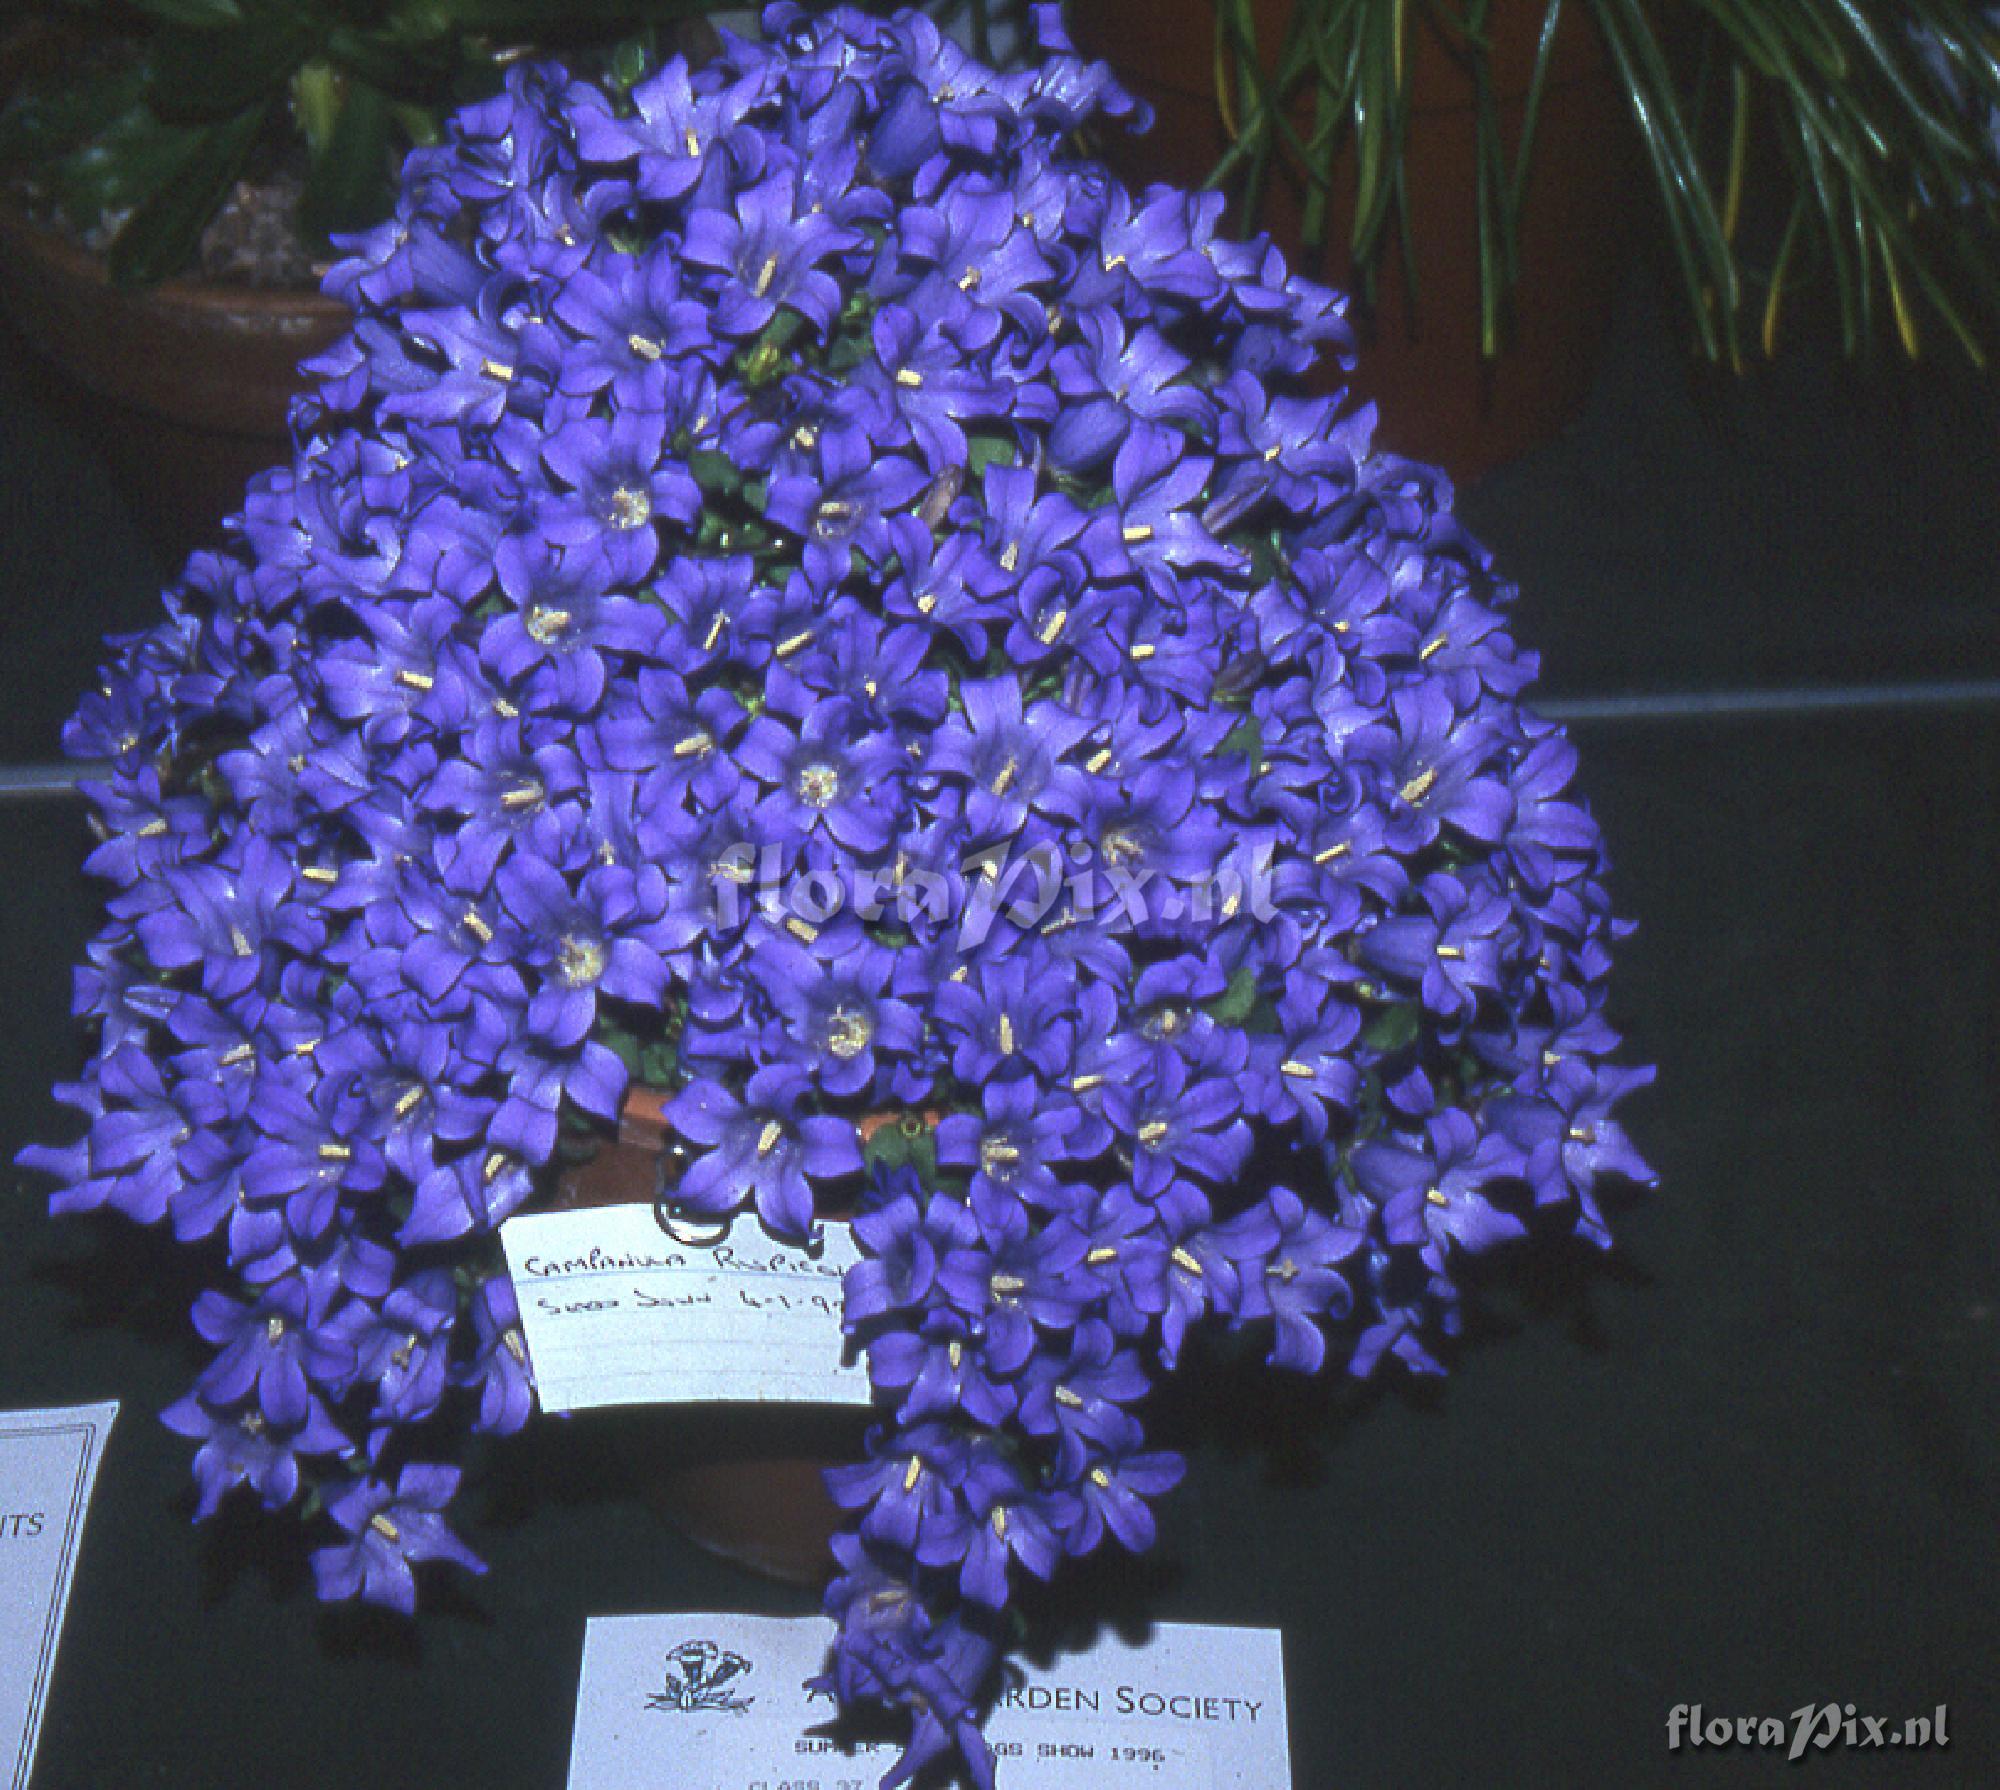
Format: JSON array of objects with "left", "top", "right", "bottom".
[
  {"left": 500, "top": 1207, "right": 870, "bottom": 1414},
  {"left": 0, "top": 1401, "right": 117, "bottom": 1790},
  {"left": 568, "top": 1613, "right": 1289, "bottom": 1790}
]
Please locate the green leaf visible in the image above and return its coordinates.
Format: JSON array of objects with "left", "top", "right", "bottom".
[
  {"left": 108, "top": 101, "right": 267, "bottom": 286},
  {"left": 446, "top": 0, "right": 712, "bottom": 30},
  {"left": 1218, "top": 716, "right": 1263, "bottom": 763},
  {"left": 740, "top": 308, "right": 808, "bottom": 386},
  {"left": 1361, "top": 1003, "right": 1421, "bottom": 1055},
  {"left": 11, "top": 98, "right": 203, "bottom": 237},
  {"left": 608, "top": 37, "right": 651, "bottom": 92},
  {"left": 598, "top": 1021, "right": 642, "bottom": 1079},
  {"left": 147, "top": 10, "right": 321, "bottom": 125},
  {"left": 291, "top": 63, "right": 340, "bottom": 163},
  {"left": 965, "top": 432, "right": 1017, "bottom": 476},
  {"left": 636, "top": 1039, "right": 679, "bottom": 1087},
  {"left": 299, "top": 75, "right": 398, "bottom": 245},
  {"left": 0, "top": 63, "right": 148, "bottom": 168},
  {"left": 688, "top": 449, "right": 743, "bottom": 499},
  {"left": 125, "top": 0, "right": 245, "bottom": 26},
  {"left": 1203, "top": 965, "right": 1263, "bottom": 1027},
  {"left": 320, "top": 26, "right": 458, "bottom": 99},
  {"left": 862, "top": 1113, "right": 937, "bottom": 1184}
]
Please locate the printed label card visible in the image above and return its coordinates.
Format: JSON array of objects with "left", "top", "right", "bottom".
[
  {"left": 0, "top": 1402, "right": 117, "bottom": 1790},
  {"left": 568, "top": 1612, "right": 1290, "bottom": 1789}
]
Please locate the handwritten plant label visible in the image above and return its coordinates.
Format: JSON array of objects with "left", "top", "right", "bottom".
[
  {"left": 0, "top": 1401, "right": 117, "bottom": 1790},
  {"left": 499, "top": 1206, "right": 869, "bottom": 1413},
  {"left": 568, "top": 1613, "right": 1290, "bottom": 1789}
]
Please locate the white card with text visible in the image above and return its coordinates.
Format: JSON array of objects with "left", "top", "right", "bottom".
[
  {"left": 500, "top": 1207, "right": 869, "bottom": 1413},
  {"left": 0, "top": 1401, "right": 117, "bottom": 1790},
  {"left": 568, "top": 1613, "right": 1289, "bottom": 1790}
]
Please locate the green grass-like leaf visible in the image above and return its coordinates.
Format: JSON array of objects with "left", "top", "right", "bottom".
[{"left": 107, "top": 100, "right": 267, "bottom": 286}]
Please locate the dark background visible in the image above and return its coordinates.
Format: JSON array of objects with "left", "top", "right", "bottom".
[{"left": 2, "top": 261, "right": 1997, "bottom": 1789}]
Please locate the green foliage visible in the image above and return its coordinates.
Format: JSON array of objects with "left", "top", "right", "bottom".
[
  {"left": 1, "top": 0, "right": 724, "bottom": 284},
  {"left": 1202, "top": 964, "right": 1264, "bottom": 1026},
  {"left": 1203, "top": 0, "right": 2000, "bottom": 363},
  {"left": 862, "top": 1111, "right": 940, "bottom": 1184}
]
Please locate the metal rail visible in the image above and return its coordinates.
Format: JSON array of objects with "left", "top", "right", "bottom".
[{"left": 3, "top": 678, "right": 1997, "bottom": 803}]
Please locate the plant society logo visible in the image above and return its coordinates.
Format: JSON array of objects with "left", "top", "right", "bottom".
[{"left": 646, "top": 1639, "right": 755, "bottom": 1715}]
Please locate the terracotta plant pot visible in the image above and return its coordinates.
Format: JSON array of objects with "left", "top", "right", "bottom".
[
  {"left": 553, "top": 1088, "right": 870, "bottom": 1586},
  {"left": 0, "top": 24, "right": 349, "bottom": 569},
  {"left": 1069, "top": 0, "right": 1640, "bottom": 484}
]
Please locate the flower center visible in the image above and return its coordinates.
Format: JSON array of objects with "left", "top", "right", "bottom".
[
  {"left": 556, "top": 935, "right": 606, "bottom": 987},
  {"left": 980, "top": 1135, "right": 1022, "bottom": 1178},
  {"left": 824, "top": 1007, "right": 874, "bottom": 1060},
  {"left": 526, "top": 605, "right": 571, "bottom": 643},
  {"left": 606, "top": 485, "right": 652, "bottom": 528},
  {"left": 797, "top": 762, "right": 841, "bottom": 808}
]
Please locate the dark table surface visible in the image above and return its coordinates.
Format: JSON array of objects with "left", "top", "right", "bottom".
[{"left": 2, "top": 265, "right": 1997, "bottom": 1790}]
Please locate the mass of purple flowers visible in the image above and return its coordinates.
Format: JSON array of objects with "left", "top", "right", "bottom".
[{"left": 22, "top": 6, "right": 1654, "bottom": 1784}]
